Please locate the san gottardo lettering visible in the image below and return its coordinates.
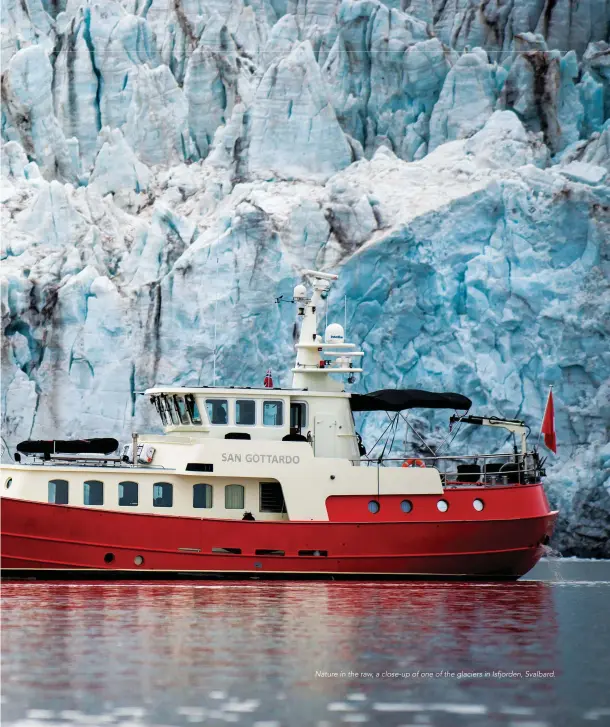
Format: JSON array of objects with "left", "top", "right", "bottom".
[{"left": 221, "top": 453, "right": 301, "bottom": 464}]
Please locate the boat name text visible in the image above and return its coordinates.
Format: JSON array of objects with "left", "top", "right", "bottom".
[{"left": 222, "top": 453, "right": 300, "bottom": 464}]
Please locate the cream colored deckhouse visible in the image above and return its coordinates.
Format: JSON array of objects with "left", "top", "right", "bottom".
[{"left": 2, "top": 271, "right": 445, "bottom": 521}]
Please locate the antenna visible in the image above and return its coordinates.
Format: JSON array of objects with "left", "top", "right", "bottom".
[
  {"left": 344, "top": 294, "right": 347, "bottom": 335},
  {"left": 213, "top": 256, "right": 219, "bottom": 386},
  {"left": 302, "top": 269, "right": 338, "bottom": 281}
]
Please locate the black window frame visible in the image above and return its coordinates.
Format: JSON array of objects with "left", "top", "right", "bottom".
[
  {"left": 153, "top": 396, "right": 169, "bottom": 426},
  {"left": 206, "top": 398, "right": 229, "bottom": 425},
  {"left": 118, "top": 481, "right": 139, "bottom": 507},
  {"left": 290, "top": 401, "right": 308, "bottom": 430},
  {"left": 84, "top": 479, "right": 104, "bottom": 506},
  {"left": 174, "top": 396, "right": 191, "bottom": 425},
  {"left": 185, "top": 394, "right": 202, "bottom": 424},
  {"left": 263, "top": 400, "right": 284, "bottom": 427},
  {"left": 48, "top": 479, "right": 69, "bottom": 505},
  {"left": 153, "top": 482, "right": 173, "bottom": 508},
  {"left": 193, "top": 483, "right": 213, "bottom": 509},
  {"left": 235, "top": 399, "right": 256, "bottom": 426}
]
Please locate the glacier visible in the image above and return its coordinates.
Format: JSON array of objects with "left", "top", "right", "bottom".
[{"left": 1, "top": 0, "right": 610, "bottom": 556}]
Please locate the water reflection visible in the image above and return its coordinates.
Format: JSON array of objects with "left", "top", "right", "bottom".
[{"left": 0, "top": 579, "right": 596, "bottom": 726}]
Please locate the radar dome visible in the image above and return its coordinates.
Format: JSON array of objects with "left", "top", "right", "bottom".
[
  {"left": 325, "top": 323, "right": 345, "bottom": 344},
  {"left": 293, "top": 284, "right": 307, "bottom": 300}
]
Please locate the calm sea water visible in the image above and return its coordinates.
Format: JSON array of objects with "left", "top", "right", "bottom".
[{"left": 2, "top": 560, "right": 609, "bottom": 727}]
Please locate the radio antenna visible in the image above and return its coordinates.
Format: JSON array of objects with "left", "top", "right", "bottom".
[{"left": 213, "top": 256, "right": 219, "bottom": 386}]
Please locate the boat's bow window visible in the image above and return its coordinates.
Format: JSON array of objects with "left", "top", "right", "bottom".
[
  {"left": 84, "top": 480, "right": 104, "bottom": 506},
  {"left": 185, "top": 394, "right": 202, "bottom": 424},
  {"left": 153, "top": 482, "right": 173, "bottom": 507},
  {"left": 174, "top": 396, "right": 190, "bottom": 425},
  {"left": 225, "top": 484, "right": 245, "bottom": 509},
  {"left": 206, "top": 399, "right": 228, "bottom": 425},
  {"left": 118, "top": 481, "right": 138, "bottom": 506},
  {"left": 193, "top": 483, "right": 213, "bottom": 508},
  {"left": 48, "top": 479, "right": 69, "bottom": 505},
  {"left": 263, "top": 400, "right": 283, "bottom": 426},
  {"left": 236, "top": 399, "right": 256, "bottom": 426}
]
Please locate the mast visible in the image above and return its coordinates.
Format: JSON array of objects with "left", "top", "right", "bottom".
[{"left": 291, "top": 271, "right": 363, "bottom": 392}]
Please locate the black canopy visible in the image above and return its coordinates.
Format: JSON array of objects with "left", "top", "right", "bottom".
[
  {"left": 349, "top": 389, "right": 472, "bottom": 413},
  {"left": 17, "top": 438, "right": 119, "bottom": 455}
]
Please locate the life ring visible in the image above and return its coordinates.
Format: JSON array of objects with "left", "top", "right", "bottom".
[{"left": 402, "top": 458, "right": 425, "bottom": 468}]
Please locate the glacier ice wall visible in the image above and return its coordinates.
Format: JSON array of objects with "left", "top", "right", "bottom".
[{"left": 1, "top": 0, "right": 610, "bottom": 556}]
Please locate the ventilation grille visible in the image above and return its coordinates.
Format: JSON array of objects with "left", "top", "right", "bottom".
[{"left": 260, "top": 482, "right": 286, "bottom": 513}]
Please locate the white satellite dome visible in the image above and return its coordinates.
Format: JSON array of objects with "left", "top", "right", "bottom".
[
  {"left": 324, "top": 323, "right": 345, "bottom": 344},
  {"left": 293, "top": 284, "right": 307, "bottom": 300}
]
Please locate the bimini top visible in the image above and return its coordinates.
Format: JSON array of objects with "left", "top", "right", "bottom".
[{"left": 349, "top": 389, "right": 472, "bottom": 412}]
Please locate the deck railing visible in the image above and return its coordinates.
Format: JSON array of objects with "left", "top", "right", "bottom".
[{"left": 354, "top": 451, "right": 542, "bottom": 486}]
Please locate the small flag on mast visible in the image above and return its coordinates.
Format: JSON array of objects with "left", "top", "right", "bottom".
[
  {"left": 264, "top": 369, "right": 273, "bottom": 388},
  {"left": 541, "top": 387, "right": 557, "bottom": 454}
]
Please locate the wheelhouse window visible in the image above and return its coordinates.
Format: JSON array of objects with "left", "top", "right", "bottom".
[
  {"left": 118, "top": 481, "right": 138, "bottom": 506},
  {"left": 263, "top": 400, "right": 283, "bottom": 426},
  {"left": 153, "top": 482, "right": 173, "bottom": 507},
  {"left": 167, "top": 397, "right": 180, "bottom": 425},
  {"left": 153, "top": 396, "right": 169, "bottom": 426},
  {"left": 193, "top": 483, "right": 213, "bottom": 508},
  {"left": 236, "top": 399, "right": 256, "bottom": 426},
  {"left": 225, "top": 484, "right": 245, "bottom": 509},
  {"left": 48, "top": 479, "right": 69, "bottom": 505},
  {"left": 185, "top": 394, "right": 202, "bottom": 424},
  {"left": 84, "top": 480, "right": 103, "bottom": 506},
  {"left": 174, "top": 396, "right": 190, "bottom": 425},
  {"left": 206, "top": 399, "right": 228, "bottom": 425}
]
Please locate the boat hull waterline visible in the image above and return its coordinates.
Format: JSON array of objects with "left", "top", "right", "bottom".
[{"left": 1, "top": 486, "right": 558, "bottom": 580}]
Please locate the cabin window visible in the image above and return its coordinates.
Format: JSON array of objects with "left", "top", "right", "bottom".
[
  {"left": 206, "top": 399, "right": 229, "bottom": 425},
  {"left": 290, "top": 402, "right": 307, "bottom": 430},
  {"left": 48, "top": 479, "right": 69, "bottom": 505},
  {"left": 185, "top": 394, "right": 202, "bottom": 424},
  {"left": 174, "top": 396, "right": 190, "bottom": 425},
  {"left": 236, "top": 399, "right": 256, "bottom": 426},
  {"left": 153, "top": 397, "right": 169, "bottom": 426},
  {"left": 225, "top": 484, "right": 245, "bottom": 509},
  {"left": 118, "top": 481, "right": 138, "bottom": 506},
  {"left": 259, "top": 482, "right": 286, "bottom": 513},
  {"left": 84, "top": 480, "right": 104, "bottom": 506},
  {"left": 263, "top": 400, "right": 283, "bottom": 426},
  {"left": 153, "top": 482, "right": 173, "bottom": 507},
  {"left": 193, "top": 483, "right": 213, "bottom": 508},
  {"left": 166, "top": 397, "right": 181, "bottom": 426}
]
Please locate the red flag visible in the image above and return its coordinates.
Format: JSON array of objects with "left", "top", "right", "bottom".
[
  {"left": 541, "top": 389, "right": 557, "bottom": 454},
  {"left": 263, "top": 369, "right": 273, "bottom": 388}
]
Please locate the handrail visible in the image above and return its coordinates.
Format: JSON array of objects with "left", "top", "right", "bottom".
[{"left": 353, "top": 451, "right": 531, "bottom": 463}]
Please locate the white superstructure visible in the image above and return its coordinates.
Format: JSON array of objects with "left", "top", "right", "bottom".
[{"left": 1, "top": 271, "right": 444, "bottom": 522}]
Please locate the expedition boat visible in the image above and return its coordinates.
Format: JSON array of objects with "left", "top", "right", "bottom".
[{"left": 1, "top": 270, "right": 558, "bottom": 579}]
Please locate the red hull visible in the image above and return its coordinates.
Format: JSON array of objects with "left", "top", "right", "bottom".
[{"left": 1, "top": 485, "right": 557, "bottom": 580}]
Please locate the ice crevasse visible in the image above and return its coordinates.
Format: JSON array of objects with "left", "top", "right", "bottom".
[{"left": 1, "top": 0, "right": 610, "bottom": 556}]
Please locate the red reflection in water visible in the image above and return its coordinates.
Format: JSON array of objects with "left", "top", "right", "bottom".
[{"left": 1, "top": 581, "right": 559, "bottom": 720}]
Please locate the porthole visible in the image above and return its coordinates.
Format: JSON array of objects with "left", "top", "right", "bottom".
[
  {"left": 400, "top": 499, "right": 413, "bottom": 513},
  {"left": 134, "top": 555, "right": 144, "bottom": 566},
  {"left": 437, "top": 499, "right": 449, "bottom": 513},
  {"left": 368, "top": 500, "right": 380, "bottom": 514},
  {"left": 473, "top": 498, "right": 484, "bottom": 512},
  {"left": 5, "top": 478, "right": 12, "bottom": 489},
  {"left": 104, "top": 553, "right": 115, "bottom": 564}
]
